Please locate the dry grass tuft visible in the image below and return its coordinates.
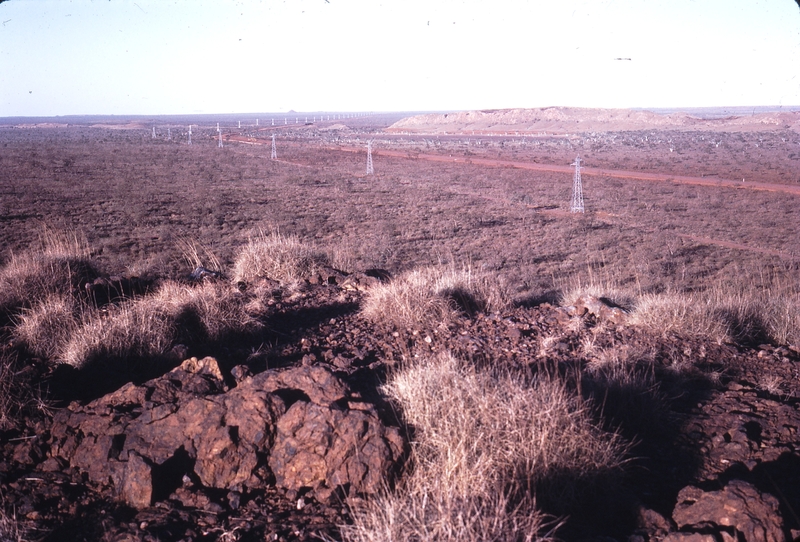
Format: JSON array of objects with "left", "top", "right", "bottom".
[
  {"left": 630, "top": 287, "right": 776, "bottom": 346},
  {"left": 232, "top": 232, "right": 328, "bottom": 287},
  {"left": 0, "top": 230, "right": 97, "bottom": 320},
  {"left": 754, "top": 290, "right": 800, "bottom": 347},
  {"left": 0, "top": 350, "right": 38, "bottom": 431},
  {"left": 630, "top": 292, "right": 729, "bottom": 343},
  {"left": 342, "top": 352, "right": 626, "bottom": 542},
  {"left": 177, "top": 237, "right": 223, "bottom": 274},
  {"left": 0, "top": 507, "right": 25, "bottom": 542},
  {"left": 562, "top": 277, "right": 800, "bottom": 347},
  {"left": 559, "top": 281, "right": 636, "bottom": 311},
  {"left": 362, "top": 266, "right": 510, "bottom": 330},
  {"left": 14, "top": 294, "right": 81, "bottom": 361},
  {"left": 61, "top": 280, "right": 260, "bottom": 368},
  {"left": 0, "top": 352, "right": 20, "bottom": 430}
]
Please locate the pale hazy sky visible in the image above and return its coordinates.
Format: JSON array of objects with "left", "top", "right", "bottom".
[{"left": 1, "top": 0, "right": 799, "bottom": 116}]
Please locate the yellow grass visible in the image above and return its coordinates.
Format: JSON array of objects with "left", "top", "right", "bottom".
[
  {"left": 361, "top": 266, "right": 510, "bottom": 330},
  {"left": 232, "top": 232, "right": 328, "bottom": 287},
  {"left": 0, "top": 229, "right": 96, "bottom": 318},
  {"left": 342, "top": 352, "right": 626, "bottom": 542},
  {"left": 60, "top": 280, "right": 259, "bottom": 368}
]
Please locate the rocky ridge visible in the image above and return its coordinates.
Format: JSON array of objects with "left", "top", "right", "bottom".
[{"left": 2, "top": 280, "right": 800, "bottom": 541}]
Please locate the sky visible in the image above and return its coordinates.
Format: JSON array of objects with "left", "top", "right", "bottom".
[{"left": 1, "top": 0, "right": 799, "bottom": 116}]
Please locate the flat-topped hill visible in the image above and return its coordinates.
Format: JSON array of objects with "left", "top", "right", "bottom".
[{"left": 388, "top": 106, "right": 800, "bottom": 134}]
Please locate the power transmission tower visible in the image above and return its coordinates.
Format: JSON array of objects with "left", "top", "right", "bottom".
[
  {"left": 271, "top": 134, "right": 277, "bottom": 160},
  {"left": 152, "top": 127, "right": 156, "bottom": 139},
  {"left": 570, "top": 156, "right": 584, "bottom": 213},
  {"left": 218, "top": 131, "right": 223, "bottom": 148},
  {"left": 366, "top": 140, "right": 374, "bottom": 175},
  {"left": 167, "top": 128, "right": 171, "bottom": 140},
  {"left": 188, "top": 125, "right": 192, "bottom": 146}
]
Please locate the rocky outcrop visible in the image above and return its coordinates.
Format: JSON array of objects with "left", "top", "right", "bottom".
[
  {"left": 567, "top": 294, "right": 628, "bottom": 324},
  {"left": 48, "top": 357, "right": 404, "bottom": 508},
  {"left": 269, "top": 400, "right": 404, "bottom": 501},
  {"left": 671, "top": 480, "right": 785, "bottom": 542}
]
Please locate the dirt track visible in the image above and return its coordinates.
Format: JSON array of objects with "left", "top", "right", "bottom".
[
  {"left": 224, "top": 133, "right": 800, "bottom": 196},
  {"left": 332, "top": 146, "right": 800, "bottom": 196},
  {"left": 218, "top": 134, "right": 800, "bottom": 261}
]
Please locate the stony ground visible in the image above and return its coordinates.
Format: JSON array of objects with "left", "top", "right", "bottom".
[{"left": 2, "top": 275, "right": 800, "bottom": 542}]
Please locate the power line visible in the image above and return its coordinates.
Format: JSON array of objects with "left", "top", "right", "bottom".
[
  {"left": 570, "top": 156, "right": 584, "bottom": 213},
  {"left": 366, "top": 140, "right": 374, "bottom": 175}
]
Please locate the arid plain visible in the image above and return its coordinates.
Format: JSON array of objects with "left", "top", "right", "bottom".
[{"left": 1, "top": 108, "right": 800, "bottom": 541}]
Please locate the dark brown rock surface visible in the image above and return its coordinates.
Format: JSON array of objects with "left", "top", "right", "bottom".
[
  {"left": 47, "top": 357, "right": 402, "bottom": 510},
  {"left": 673, "top": 480, "right": 785, "bottom": 542},
  {"left": 4, "top": 283, "right": 800, "bottom": 541}
]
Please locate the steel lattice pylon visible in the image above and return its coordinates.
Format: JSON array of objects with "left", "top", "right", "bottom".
[
  {"left": 271, "top": 134, "right": 277, "bottom": 160},
  {"left": 570, "top": 156, "right": 584, "bottom": 213},
  {"left": 366, "top": 140, "right": 374, "bottom": 175}
]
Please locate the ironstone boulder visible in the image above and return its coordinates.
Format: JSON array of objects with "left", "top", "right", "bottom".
[
  {"left": 672, "top": 480, "right": 785, "bottom": 542},
  {"left": 48, "top": 359, "right": 404, "bottom": 508}
]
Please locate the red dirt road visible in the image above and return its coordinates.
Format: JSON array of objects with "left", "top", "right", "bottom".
[
  {"left": 224, "top": 134, "right": 800, "bottom": 195},
  {"left": 222, "top": 135, "right": 800, "bottom": 259},
  {"left": 333, "top": 146, "right": 800, "bottom": 196}
]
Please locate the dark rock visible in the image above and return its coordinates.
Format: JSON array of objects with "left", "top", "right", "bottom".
[
  {"left": 189, "top": 266, "right": 222, "bottom": 281},
  {"left": 662, "top": 534, "right": 716, "bottom": 542},
  {"left": 118, "top": 452, "right": 153, "bottom": 509},
  {"left": 251, "top": 365, "right": 349, "bottom": 406},
  {"left": 268, "top": 400, "right": 404, "bottom": 502},
  {"left": 569, "top": 294, "right": 628, "bottom": 324},
  {"left": 636, "top": 506, "right": 673, "bottom": 538},
  {"left": 48, "top": 357, "right": 403, "bottom": 510},
  {"left": 672, "top": 480, "right": 785, "bottom": 542}
]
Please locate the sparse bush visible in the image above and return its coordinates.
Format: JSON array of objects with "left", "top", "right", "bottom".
[
  {"left": 232, "top": 232, "right": 328, "bottom": 287},
  {"left": 362, "top": 266, "right": 510, "bottom": 330},
  {"left": 342, "top": 352, "right": 626, "bottom": 542}
]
